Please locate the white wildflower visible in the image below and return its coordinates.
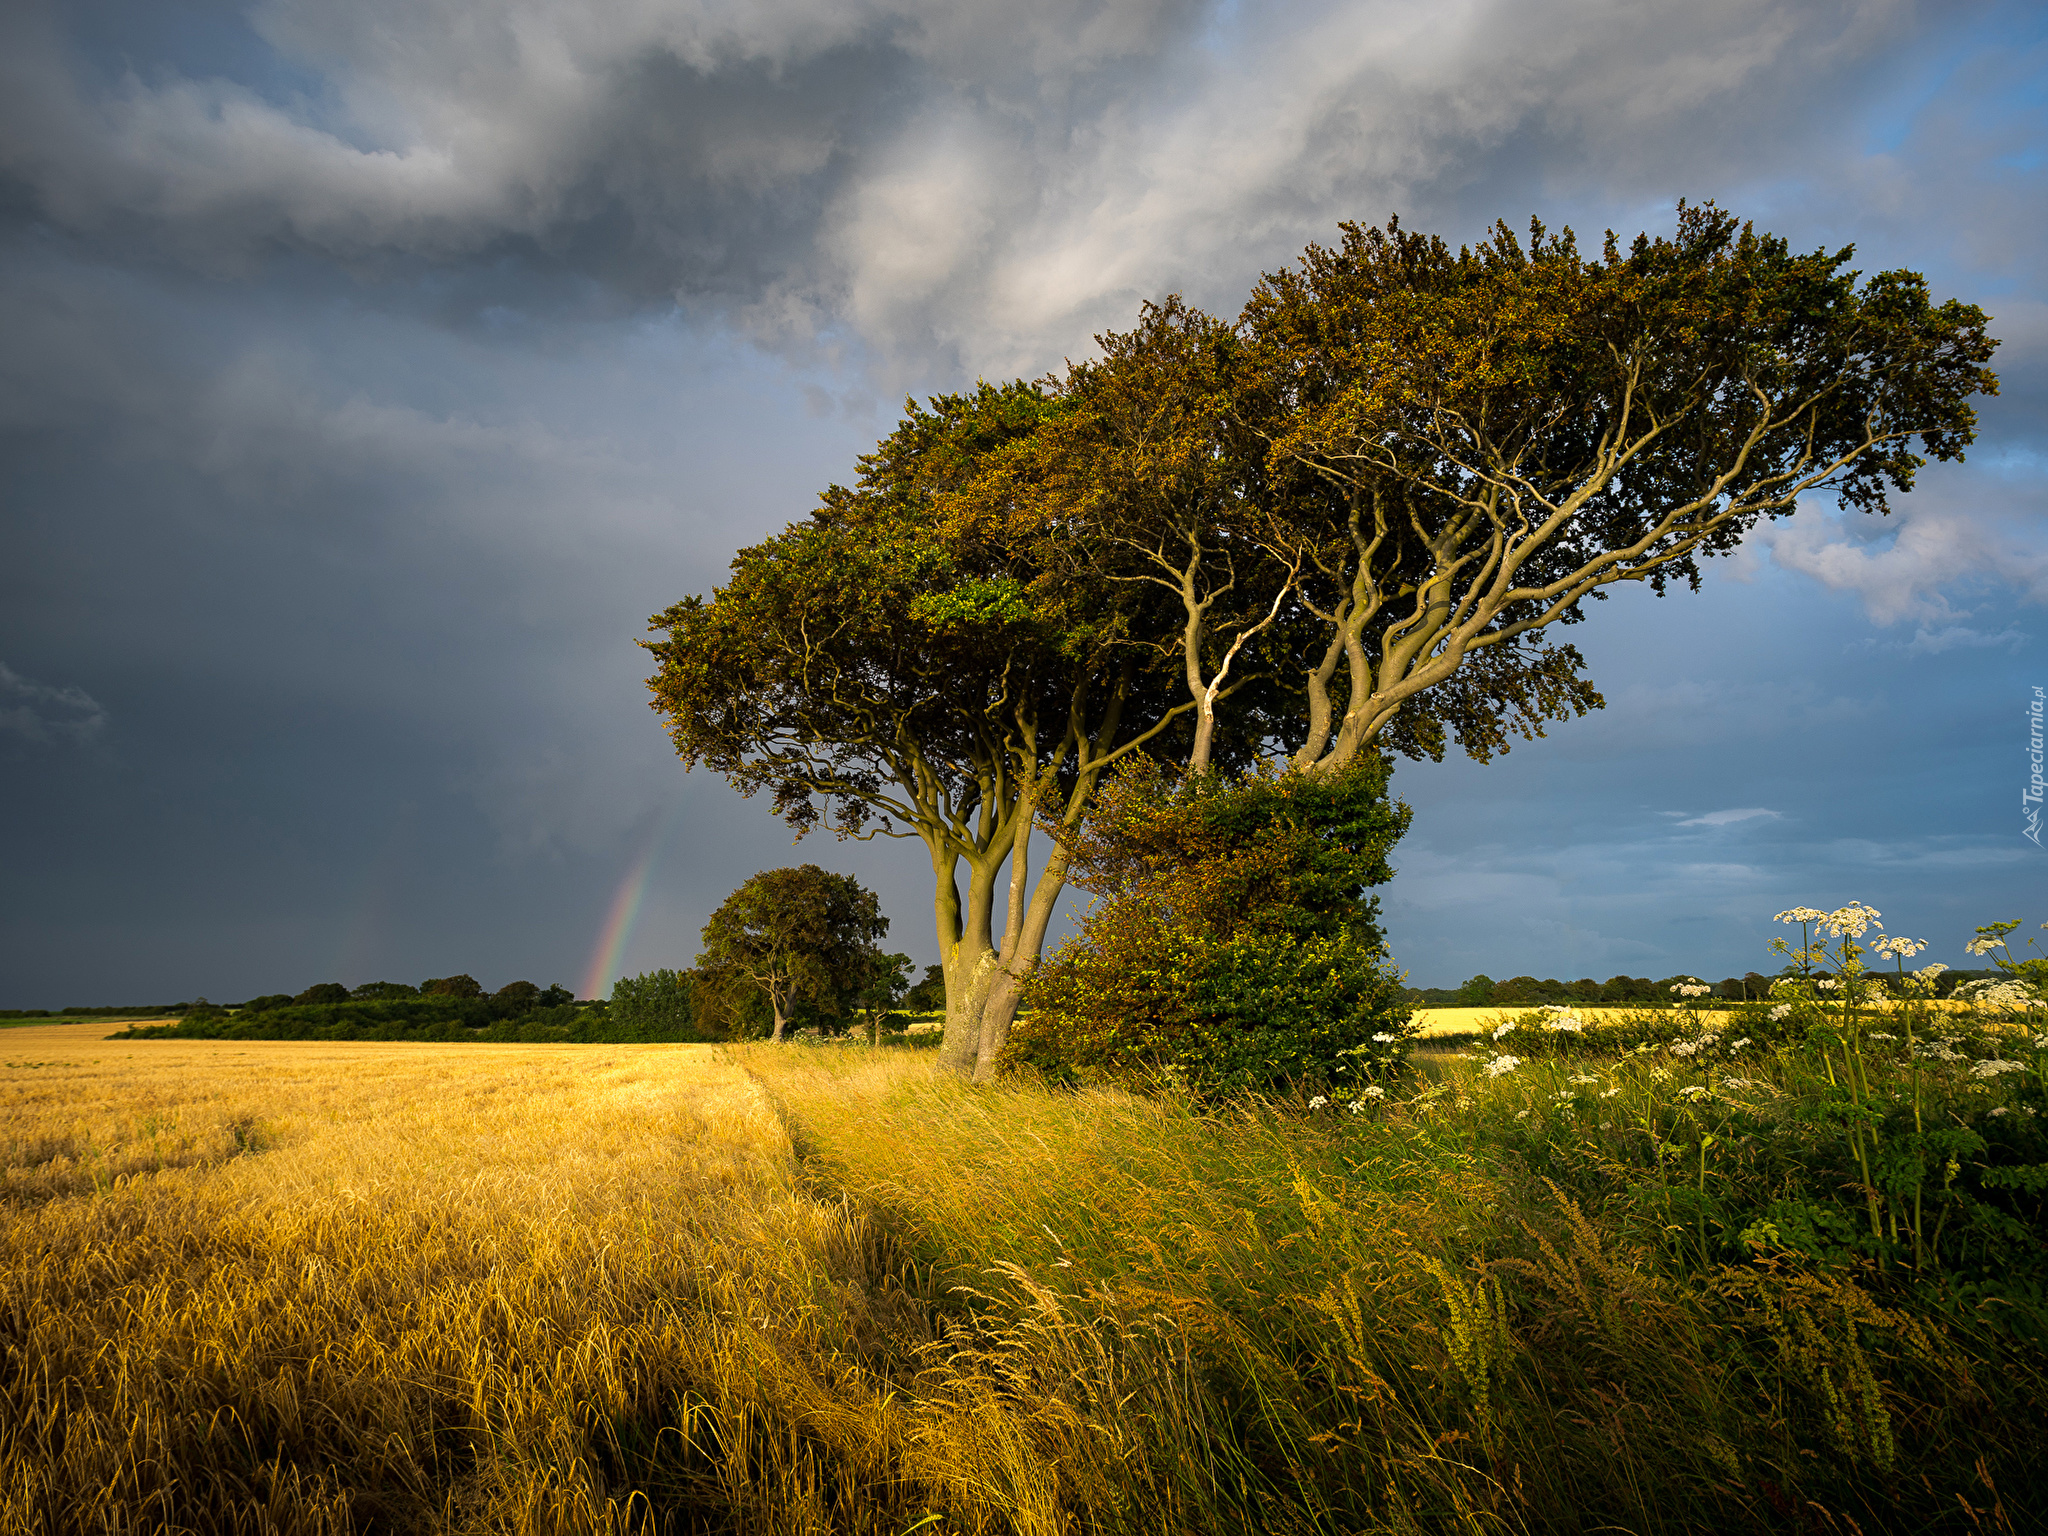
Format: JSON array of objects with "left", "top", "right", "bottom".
[
  {"left": 1648, "top": 1067, "right": 1671, "bottom": 1082},
  {"left": 1355, "top": 1085, "right": 1386, "bottom": 1102},
  {"left": 1670, "top": 1040, "right": 1701, "bottom": 1058},
  {"left": 1819, "top": 902, "right": 1881, "bottom": 937},
  {"left": 1724, "top": 1077, "right": 1756, "bottom": 1090},
  {"left": 1872, "top": 935, "right": 1928, "bottom": 959},
  {"left": 1769, "top": 1004, "right": 1792, "bottom": 1022},
  {"left": 1307, "top": 1095, "right": 1329, "bottom": 1109},
  {"left": 1540, "top": 1005, "right": 1586, "bottom": 1032},
  {"left": 1601, "top": 1087, "right": 1621, "bottom": 1099},
  {"left": 1670, "top": 979, "right": 1713, "bottom": 998},
  {"left": 1965, "top": 937, "right": 2002, "bottom": 956},
  {"left": 1970, "top": 1059, "right": 2026, "bottom": 1079},
  {"left": 1569, "top": 1073, "right": 1601, "bottom": 1085},
  {"left": 1514, "top": 1108, "right": 1531, "bottom": 1120},
  {"left": 1915, "top": 962, "right": 1949, "bottom": 981},
  {"left": 1371, "top": 1032, "right": 1398, "bottom": 1043},
  {"left": 1482, "top": 1055, "right": 1522, "bottom": 1078},
  {"left": 1991, "top": 1106, "right": 2010, "bottom": 1117},
  {"left": 1730, "top": 1038, "right": 1752, "bottom": 1050},
  {"left": 1678, "top": 1085, "right": 1711, "bottom": 1102},
  {"left": 1493, "top": 1021, "right": 1517, "bottom": 1041},
  {"left": 1817, "top": 977, "right": 1840, "bottom": 991},
  {"left": 1774, "top": 907, "right": 1827, "bottom": 923}
]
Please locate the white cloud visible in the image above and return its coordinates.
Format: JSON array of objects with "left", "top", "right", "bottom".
[
  {"left": 0, "top": 663, "right": 107, "bottom": 746},
  {"left": 1754, "top": 497, "right": 2048, "bottom": 628},
  {"left": 1675, "top": 808, "right": 1781, "bottom": 828}
]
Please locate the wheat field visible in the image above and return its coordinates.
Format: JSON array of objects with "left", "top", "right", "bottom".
[{"left": 0, "top": 1026, "right": 951, "bottom": 1534}]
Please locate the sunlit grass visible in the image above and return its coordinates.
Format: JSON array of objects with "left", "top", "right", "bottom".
[{"left": 3, "top": 1022, "right": 2040, "bottom": 1533}]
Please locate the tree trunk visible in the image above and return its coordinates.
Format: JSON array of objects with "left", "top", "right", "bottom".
[
  {"left": 935, "top": 849, "right": 1002, "bottom": 1076},
  {"left": 973, "top": 830, "right": 1072, "bottom": 1081}
]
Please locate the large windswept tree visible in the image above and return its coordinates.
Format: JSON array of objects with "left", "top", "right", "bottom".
[{"left": 649, "top": 203, "right": 1997, "bottom": 1078}]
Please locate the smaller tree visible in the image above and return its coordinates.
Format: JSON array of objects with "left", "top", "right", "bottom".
[
  {"left": 903, "top": 964, "right": 946, "bottom": 1013},
  {"left": 539, "top": 983, "right": 575, "bottom": 1008},
  {"left": 350, "top": 981, "right": 419, "bottom": 1000},
  {"left": 293, "top": 982, "right": 349, "bottom": 1006},
  {"left": 423, "top": 975, "right": 484, "bottom": 999},
  {"left": 851, "top": 951, "right": 914, "bottom": 1044},
  {"left": 699, "top": 866, "right": 891, "bottom": 1042}
]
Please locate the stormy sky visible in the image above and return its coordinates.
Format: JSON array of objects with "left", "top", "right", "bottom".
[{"left": 3, "top": 0, "right": 2044, "bottom": 1007}]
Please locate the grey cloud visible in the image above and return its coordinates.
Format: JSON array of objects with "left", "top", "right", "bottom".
[
  {"left": 0, "top": 662, "right": 107, "bottom": 745},
  {"left": 1, "top": 0, "right": 1982, "bottom": 381}
]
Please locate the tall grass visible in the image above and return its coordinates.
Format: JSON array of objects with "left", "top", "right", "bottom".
[{"left": 3, "top": 1026, "right": 2039, "bottom": 1533}]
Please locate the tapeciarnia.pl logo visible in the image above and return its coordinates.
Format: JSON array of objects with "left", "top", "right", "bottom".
[{"left": 2027, "top": 685, "right": 2044, "bottom": 847}]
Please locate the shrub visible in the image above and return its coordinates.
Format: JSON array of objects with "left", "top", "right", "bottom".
[
  {"left": 1011, "top": 754, "right": 1415, "bottom": 1096},
  {"left": 422, "top": 974, "right": 484, "bottom": 999},
  {"left": 292, "top": 983, "right": 349, "bottom": 1006}
]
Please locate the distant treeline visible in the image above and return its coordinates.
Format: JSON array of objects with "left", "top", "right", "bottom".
[
  {"left": 1406, "top": 968, "right": 2001, "bottom": 1008},
  {"left": 99, "top": 964, "right": 950, "bottom": 1045}
]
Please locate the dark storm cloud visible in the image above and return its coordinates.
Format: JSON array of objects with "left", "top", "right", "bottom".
[
  {"left": 0, "top": 0, "right": 1991, "bottom": 370},
  {"left": 0, "top": 0, "right": 2043, "bottom": 1003}
]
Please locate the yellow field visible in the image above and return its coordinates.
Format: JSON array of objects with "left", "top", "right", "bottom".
[
  {"left": 1407, "top": 1004, "right": 1731, "bottom": 1036},
  {"left": 0, "top": 1026, "right": 910, "bottom": 1533}
]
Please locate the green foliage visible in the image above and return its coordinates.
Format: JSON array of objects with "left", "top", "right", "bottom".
[
  {"left": 608, "top": 968, "right": 703, "bottom": 1040},
  {"left": 901, "top": 963, "right": 945, "bottom": 1012},
  {"left": 110, "top": 991, "right": 697, "bottom": 1045},
  {"left": 349, "top": 981, "right": 418, "bottom": 1000},
  {"left": 699, "top": 866, "right": 891, "bottom": 1038},
  {"left": 422, "top": 974, "right": 483, "bottom": 999},
  {"left": 292, "top": 982, "right": 348, "bottom": 1006},
  {"left": 1013, "top": 753, "right": 1415, "bottom": 1095}
]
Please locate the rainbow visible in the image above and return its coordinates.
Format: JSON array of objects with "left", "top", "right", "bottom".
[{"left": 580, "top": 807, "right": 679, "bottom": 1000}]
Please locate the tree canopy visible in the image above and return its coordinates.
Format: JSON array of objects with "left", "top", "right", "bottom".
[
  {"left": 648, "top": 203, "right": 1997, "bottom": 1078},
  {"left": 697, "top": 866, "right": 891, "bottom": 1042}
]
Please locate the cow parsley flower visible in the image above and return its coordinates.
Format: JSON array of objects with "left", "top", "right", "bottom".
[
  {"left": 1371, "top": 1032, "right": 1398, "bottom": 1043},
  {"left": 1819, "top": 902, "right": 1881, "bottom": 938},
  {"left": 1482, "top": 1055, "right": 1522, "bottom": 1078},
  {"left": 1769, "top": 1004, "right": 1792, "bottom": 1022},
  {"left": 1670, "top": 1040, "right": 1701, "bottom": 1058},
  {"left": 1971, "top": 1059, "right": 2026, "bottom": 1079},
  {"left": 1678, "top": 1085, "right": 1711, "bottom": 1102},
  {"left": 1493, "top": 1021, "right": 1517, "bottom": 1041},
  {"left": 1775, "top": 907, "right": 1827, "bottom": 923},
  {"left": 1307, "top": 1095, "right": 1329, "bottom": 1109}
]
